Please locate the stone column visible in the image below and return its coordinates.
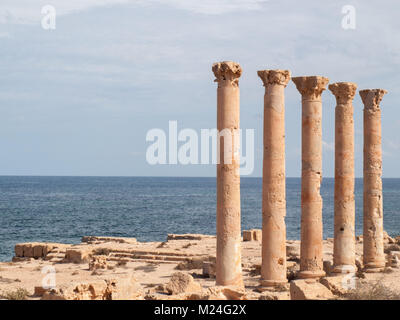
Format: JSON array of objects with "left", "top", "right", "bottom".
[
  {"left": 212, "top": 61, "right": 243, "bottom": 286},
  {"left": 292, "top": 76, "right": 329, "bottom": 279},
  {"left": 257, "top": 69, "right": 291, "bottom": 287},
  {"left": 359, "top": 89, "right": 387, "bottom": 272},
  {"left": 329, "top": 82, "right": 357, "bottom": 273}
]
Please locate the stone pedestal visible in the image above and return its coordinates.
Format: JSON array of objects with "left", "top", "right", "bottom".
[
  {"left": 212, "top": 61, "right": 243, "bottom": 286},
  {"left": 329, "top": 82, "right": 357, "bottom": 274},
  {"left": 257, "top": 69, "right": 291, "bottom": 287},
  {"left": 359, "top": 89, "right": 387, "bottom": 273},
  {"left": 292, "top": 76, "right": 329, "bottom": 279}
]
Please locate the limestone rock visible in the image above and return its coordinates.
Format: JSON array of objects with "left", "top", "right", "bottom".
[
  {"left": 286, "top": 244, "right": 300, "bottom": 261},
  {"left": 202, "top": 286, "right": 247, "bottom": 300},
  {"left": 14, "top": 243, "right": 68, "bottom": 259},
  {"left": 355, "top": 257, "right": 363, "bottom": 269},
  {"left": 384, "top": 244, "right": 400, "bottom": 254},
  {"left": 290, "top": 279, "right": 335, "bottom": 300},
  {"left": 82, "top": 236, "right": 137, "bottom": 244},
  {"left": 323, "top": 260, "right": 333, "bottom": 276},
  {"left": 388, "top": 251, "right": 400, "bottom": 268},
  {"left": 173, "top": 285, "right": 247, "bottom": 300},
  {"left": 167, "top": 234, "right": 215, "bottom": 241},
  {"left": 384, "top": 231, "right": 395, "bottom": 244},
  {"left": 64, "top": 247, "right": 92, "bottom": 264},
  {"left": 42, "top": 281, "right": 109, "bottom": 300},
  {"left": 89, "top": 256, "right": 108, "bottom": 271},
  {"left": 320, "top": 275, "right": 354, "bottom": 295},
  {"left": 42, "top": 276, "right": 143, "bottom": 300},
  {"left": 108, "top": 276, "right": 143, "bottom": 300},
  {"left": 34, "top": 286, "right": 48, "bottom": 297},
  {"left": 165, "top": 272, "right": 202, "bottom": 295},
  {"left": 287, "top": 261, "right": 299, "bottom": 281},
  {"left": 243, "top": 229, "right": 261, "bottom": 242},
  {"left": 259, "top": 291, "right": 290, "bottom": 300},
  {"left": 176, "top": 257, "right": 205, "bottom": 271},
  {"left": 202, "top": 261, "right": 216, "bottom": 278}
]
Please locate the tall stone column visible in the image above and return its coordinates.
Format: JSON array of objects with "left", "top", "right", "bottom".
[
  {"left": 257, "top": 69, "right": 291, "bottom": 287},
  {"left": 329, "top": 82, "right": 357, "bottom": 273},
  {"left": 212, "top": 61, "right": 243, "bottom": 286},
  {"left": 292, "top": 76, "right": 329, "bottom": 279},
  {"left": 359, "top": 88, "right": 387, "bottom": 272}
]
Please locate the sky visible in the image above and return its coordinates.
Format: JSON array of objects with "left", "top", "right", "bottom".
[{"left": 0, "top": 0, "right": 399, "bottom": 177}]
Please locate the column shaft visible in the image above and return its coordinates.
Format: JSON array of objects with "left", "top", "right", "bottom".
[
  {"left": 292, "top": 76, "right": 329, "bottom": 279},
  {"left": 329, "top": 82, "right": 357, "bottom": 273},
  {"left": 258, "top": 70, "right": 291, "bottom": 287},
  {"left": 213, "top": 61, "right": 243, "bottom": 286},
  {"left": 360, "top": 89, "right": 387, "bottom": 272}
]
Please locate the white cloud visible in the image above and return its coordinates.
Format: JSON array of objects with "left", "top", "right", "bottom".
[
  {"left": 0, "top": 0, "right": 132, "bottom": 24},
  {"left": 387, "top": 141, "right": 400, "bottom": 151},
  {"left": 322, "top": 141, "right": 334, "bottom": 152},
  {"left": 0, "top": 31, "right": 11, "bottom": 38},
  {"left": 0, "top": 0, "right": 268, "bottom": 25},
  {"left": 154, "top": 0, "right": 268, "bottom": 15}
]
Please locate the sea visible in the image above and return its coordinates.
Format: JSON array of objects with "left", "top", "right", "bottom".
[{"left": 0, "top": 176, "right": 399, "bottom": 262}]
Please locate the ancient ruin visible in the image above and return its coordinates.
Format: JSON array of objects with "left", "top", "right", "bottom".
[
  {"left": 292, "top": 76, "right": 329, "bottom": 279},
  {"left": 212, "top": 61, "right": 243, "bottom": 286},
  {"left": 0, "top": 64, "right": 393, "bottom": 301},
  {"left": 3, "top": 231, "right": 400, "bottom": 300},
  {"left": 257, "top": 69, "right": 291, "bottom": 287},
  {"left": 359, "top": 89, "right": 387, "bottom": 272},
  {"left": 329, "top": 82, "right": 357, "bottom": 273}
]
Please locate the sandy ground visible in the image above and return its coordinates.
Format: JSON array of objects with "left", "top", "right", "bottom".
[{"left": 1, "top": 233, "right": 399, "bottom": 300}]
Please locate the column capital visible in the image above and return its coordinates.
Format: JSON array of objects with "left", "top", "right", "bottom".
[
  {"left": 292, "top": 76, "right": 329, "bottom": 100},
  {"left": 359, "top": 89, "right": 387, "bottom": 109},
  {"left": 212, "top": 61, "right": 242, "bottom": 87},
  {"left": 257, "top": 69, "right": 291, "bottom": 87},
  {"left": 329, "top": 82, "right": 357, "bottom": 105}
]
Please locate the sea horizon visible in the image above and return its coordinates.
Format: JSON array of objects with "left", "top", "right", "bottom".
[
  {"left": 1, "top": 176, "right": 399, "bottom": 262},
  {"left": 1, "top": 175, "right": 399, "bottom": 179}
]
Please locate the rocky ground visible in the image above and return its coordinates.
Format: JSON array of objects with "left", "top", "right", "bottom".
[{"left": 1, "top": 231, "right": 400, "bottom": 300}]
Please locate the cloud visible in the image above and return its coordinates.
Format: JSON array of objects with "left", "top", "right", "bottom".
[
  {"left": 154, "top": 0, "right": 268, "bottom": 15},
  {"left": 386, "top": 140, "right": 400, "bottom": 151},
  {"left": 322, "top": 141, "right": 334, "bottom": 152},
  {"left": 0, "top": 0, "right": 132, "bottom": 24},
  {"left": 0, "top": 31, "right": 11, "bottom": 38},
  {"left": 0, "top": 0, "right": 268, "bottom": 24},
  {"left": 0, "top": 1, "right": 399, "bottom": 176}
]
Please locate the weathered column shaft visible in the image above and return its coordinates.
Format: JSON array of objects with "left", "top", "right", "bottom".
[
  {"left": 213, "top": 61, "right": 243, "bottom": 286},
  {"left": 292, "top": 76, "right": 329, "bottom": 279},
  {"left": 329, "top": 82, "right": 357, "bottom": 273},
  {"left": 258, "top": 70, "right": 291, "bottom": 287},
  {"left": 360, "top": 89, "right": 387, "bottom": 272}
]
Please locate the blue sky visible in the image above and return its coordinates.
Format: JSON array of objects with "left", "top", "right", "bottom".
[{"left": 0, "top": 0, "right": 399, "bottom": 177}]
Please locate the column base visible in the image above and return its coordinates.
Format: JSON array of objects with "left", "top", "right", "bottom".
[
  {"left": 363, "top": 262, "right": 385, "bottom": 273},
  {"left": 259, "top": 279, "right": 288, "bottom": 287},
  {"left": 297, "top": 270, "right": 326, "bottom": 279},
  {"left": 363, "top": 266, "right": 385, "bottom": 273},
  {"left": 216, "top": 278, "right": 244, "bottom": 288},
  {"left": 331, "top": 264, "right": 357, "bottom": 274}
]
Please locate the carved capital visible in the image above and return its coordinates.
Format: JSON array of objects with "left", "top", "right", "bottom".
[
  {"left": 359, "top": 89, "right": 387, "bottom": 109},
  {"left": 257, "top": 69, "right": 291, "bottom": 87},
  {"left": 292, "top": 76, "right": 329, "bottom": 100},
  {"left": 212, "top": 61, "right": 242, "bottom": 87},
  {"left": 328, "top": 82, "right": 357, "bottom": 105}
]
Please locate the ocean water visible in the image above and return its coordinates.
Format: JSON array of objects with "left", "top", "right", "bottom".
[{"left": 0, "top": 176, "right": 399, "bottom": 262}]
